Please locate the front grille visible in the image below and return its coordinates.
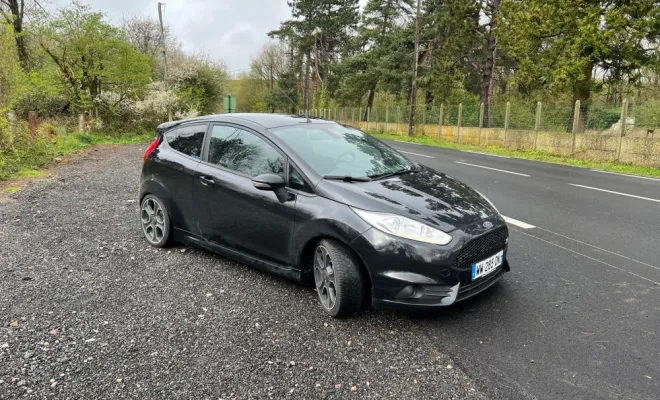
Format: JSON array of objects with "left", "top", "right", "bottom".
[{"left": 452, "top": 226, "right": 508, "bottom": 272}]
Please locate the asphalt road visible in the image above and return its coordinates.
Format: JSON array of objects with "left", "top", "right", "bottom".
[{"left": 385, "top": 140, "right": 660, "bottom": 400}]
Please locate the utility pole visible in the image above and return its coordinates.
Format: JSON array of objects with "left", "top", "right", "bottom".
[
  {"left": 407, "top": 0, "right": 422, "bottom": 137},
  {"left": 157, "top": 2, "right": 172, "bottom": 121}
]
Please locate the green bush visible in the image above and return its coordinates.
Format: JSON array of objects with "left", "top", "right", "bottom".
[{"left": 585, "top": 108, "right": 620, "bottom": 130}]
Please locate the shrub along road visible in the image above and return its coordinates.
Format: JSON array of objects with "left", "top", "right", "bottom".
[{"left": 0, "top": 145, "right": 481, "bottom": 399}]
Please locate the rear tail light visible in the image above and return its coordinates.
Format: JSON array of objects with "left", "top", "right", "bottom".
[{"left": 143, "top": 136, "right": 161, "bottom": 163}]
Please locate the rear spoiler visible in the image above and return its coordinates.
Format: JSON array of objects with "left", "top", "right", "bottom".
[{"left": 155, "top": 120, "right": 182, "bottom": 137}]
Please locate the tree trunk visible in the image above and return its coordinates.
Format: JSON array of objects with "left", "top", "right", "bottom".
[
  {"left": 364, "top": 86, "right": 375, "bottom": 121},
  {"left": 479, "top": 0, "right": 500, "bottom": 128},
  {"left": 424, "top": 91, "right": 433, "bottom": 111},
  {"left": 568, "top": 59, "right": 593, "bottom": 133},
  {"left": 5, "top": 0, "right": 29, "bottom": 70},
  {"left": 303, "top": 52, "right": 311, "bottom": 114},
  {"left": 269, "top": 65, "right": 275, "bottom": 113}
]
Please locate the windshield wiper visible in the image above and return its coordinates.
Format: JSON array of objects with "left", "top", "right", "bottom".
[
  {"left": 323, "top": 175, "right": 372, "bottom": 182},
  {"left": 369, "top": 166, "right": 420, "bottom": 180}
]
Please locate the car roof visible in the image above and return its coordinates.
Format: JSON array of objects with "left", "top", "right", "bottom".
[{"left": 156, "top": 113, "right": 336, "bottom": 132}]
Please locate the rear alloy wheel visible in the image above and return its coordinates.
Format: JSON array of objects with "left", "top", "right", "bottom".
[
  {"left": 313, "top": 239, "right": 365, "bottom": 317},
  {"left": 140, "top": 194, "right": 171, "bottom": 247}
]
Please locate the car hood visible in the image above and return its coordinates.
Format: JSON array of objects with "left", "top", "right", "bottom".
[{"left": 315, "top": 166, "right": 497, "bottom": 232}]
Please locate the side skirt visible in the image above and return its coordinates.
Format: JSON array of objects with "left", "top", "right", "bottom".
[{"left": 174, "top": 228, "right": 302, "bottom": 283}]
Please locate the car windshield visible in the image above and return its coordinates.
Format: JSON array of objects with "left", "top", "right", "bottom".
[{"left": 270, "top": 123, "right": 415, "bottom": 179}]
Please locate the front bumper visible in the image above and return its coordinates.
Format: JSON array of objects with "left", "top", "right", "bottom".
[{"left": 350, "top": 216, "right": 510, "bottom": 310}]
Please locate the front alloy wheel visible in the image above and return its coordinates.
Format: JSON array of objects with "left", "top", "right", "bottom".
[
  {"left": 314, "top": 245, "right": 337, "bottom": 310},
  {"left": 313, "top": 239, "right": 366, "bottom": 317}
]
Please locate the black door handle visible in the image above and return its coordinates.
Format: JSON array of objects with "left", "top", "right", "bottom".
[{"left": 199, "top": 176, "right": 215, "bottom": 186}]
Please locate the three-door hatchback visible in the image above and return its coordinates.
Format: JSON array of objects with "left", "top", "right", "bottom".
[{"left": 139, "top": 113, "right": 510, "bottom": 317}]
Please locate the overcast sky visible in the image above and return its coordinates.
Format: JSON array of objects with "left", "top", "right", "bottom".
[
  {"left": 50, "top": 0, "right": 367, "bottom": 74},
  {"left": 49, "top": 0, "right": 292, "bottom": 73}
]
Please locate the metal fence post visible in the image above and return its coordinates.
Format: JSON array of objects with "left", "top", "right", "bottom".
[
  {"left": 504, "top": 101, "right": 510, "bottom": 147},
  {"left": 366, "top": 107, "right": 370, "bottom": 131},
  {"left": 351, "top": 108, "right": 355, "bottom": 122},
  {"left": 334, "top": 107, "right": 337, "bottom": 121},
  {"left": 478, "top": 102, "right": 484, "bottom": 145},
  {"left": 397, "top": 106, "right": 401, "bottom": 134},
  {"left": 457, "top": 103, "right": 463, "bottom": 143},
  {"left": 534, "top": 101, "right": 542, "bottom": 150},
  {"left": 359, "top": 107, "right": 362, "bottom": 122},
  {"left": 438, "top": 104, "right": 444, "bottom": 140}
]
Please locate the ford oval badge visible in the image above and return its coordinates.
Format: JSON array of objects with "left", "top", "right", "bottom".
[{"left": 483, "top": 221, "right": 493, "bottom": 229}]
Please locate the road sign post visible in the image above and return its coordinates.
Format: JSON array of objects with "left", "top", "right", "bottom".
[{"left": 223, "top": 95, "right": 237, "bottom": 113}]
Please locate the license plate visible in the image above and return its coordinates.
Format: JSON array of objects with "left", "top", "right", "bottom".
[{"left": 471, "top": 250, "right": 504, "bottom": 280}]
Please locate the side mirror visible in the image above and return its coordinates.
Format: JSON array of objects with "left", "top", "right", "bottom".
[{"left": 252, "top": 173, "right": 286, "bottom": 191}]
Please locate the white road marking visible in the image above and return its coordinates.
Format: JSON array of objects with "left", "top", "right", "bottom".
[
  {"left": 502, "top": 216, "right": 536, "bottom": 229},
  {"left": 568, "top": 183, "right": 660, "bottom": 204},
  {"left": 590, "top": 169, "right": 660, "bottom": 182},
  {"left": 398, "top": 150, "right": 434, "bottom": 158},
  {"left": 537, "top": 227, "right": 660, "bottom": 272},
  {"left": 455, "top": 161, "right": 530, "bottom": 177},
  {"left": 462, "top": 150, "right": 511, "bottom": 158},
  {"left": 513, "top": 228, "right": 660, "bottom": 286}
]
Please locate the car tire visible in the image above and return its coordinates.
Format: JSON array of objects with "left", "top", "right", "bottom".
[
  {"left": 140, "top": 194, "right": 172, "bottom": 248},
  {"left": 313, "top": 239, "right": 366, "bottom": 317}
]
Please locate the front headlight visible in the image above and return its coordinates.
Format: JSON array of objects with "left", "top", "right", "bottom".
[{"left": 352, "top": 208, "right": 452, "bottom": 245}]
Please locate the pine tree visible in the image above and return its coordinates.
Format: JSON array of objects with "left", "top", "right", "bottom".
[{"left": 335, "top": 0, "right": 413, "bottom": 115}]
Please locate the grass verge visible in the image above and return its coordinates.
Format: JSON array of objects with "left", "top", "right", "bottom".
[
  {"left": 371, "top": 132, "right": 660, "bottom": 178},
  {"left": 0, "top": 132, "right": 154, "bottom": 182}
]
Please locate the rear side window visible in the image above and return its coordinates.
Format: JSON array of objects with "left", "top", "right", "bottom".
[
  {"left": 208, "top": 125, "right": 284, "bottom": 178},
  {"left": 165, "top": 125, "right": 206, "bottom": 159}
]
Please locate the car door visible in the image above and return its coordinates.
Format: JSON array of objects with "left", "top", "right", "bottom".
[
  {"left": 193, "top": 123, "right": 296, "bottom": 266},
  {"left": 151, "top": 123, "right": 207, "bottom": 234}
]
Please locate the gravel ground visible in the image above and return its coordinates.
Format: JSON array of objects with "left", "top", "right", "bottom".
[{"left": 0, "top": 145, "right": 485, "bottom": 399}]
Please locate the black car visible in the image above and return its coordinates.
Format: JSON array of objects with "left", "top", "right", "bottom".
[{"left": 139, "top": 113, "right": 510, "bottom": 317}]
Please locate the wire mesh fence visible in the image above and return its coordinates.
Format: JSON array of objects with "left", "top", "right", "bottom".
[{"left": 321, "top": 100, "right": 660, "bottom": 137}]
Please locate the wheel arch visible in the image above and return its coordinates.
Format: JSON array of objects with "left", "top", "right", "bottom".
[
  {"left": 298, "top": 234, "right": 373, "bottom": 292},
  {"left": 139, "top": 179, "right": 184, "bottom": 230}
]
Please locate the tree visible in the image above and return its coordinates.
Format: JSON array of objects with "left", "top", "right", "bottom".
[
  {"left": 499, "top": 0, "right": 660, "bottom": 130},
  {"left": 175, "top": 63, "right": 227, "bottom": 115},
  {"left": 469, "top": 0, "right": 501, "bottom": 125},
  {"left": 34, "top": 2, "right": 151, "bottom": 111},
  {"left": 0, "top": 21, "right": 25, "bottom": 108},
  {"left": 121, "top": 15, "right": 164, "bottom": 59},
  {"left": 0, "top": 0, "right": 32, "bottom": 70},
  {"left": 419, "top": 0, "right": 480, "bottom": 104},
  {"left": 269, "top": 0, "right": 360, "bottom": 111},
  {"left": 250, "top": 42, "right": 289, "bottom": 112},
  {"left": 336, "top": 0, "right": 413, "bottom": 117}
]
